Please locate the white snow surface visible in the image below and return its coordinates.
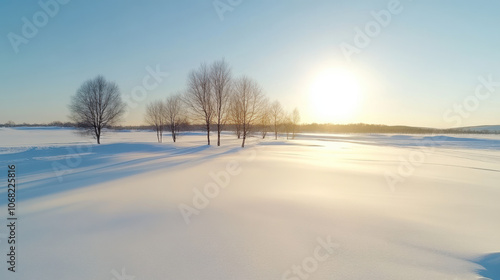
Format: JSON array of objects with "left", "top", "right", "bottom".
[{"left": 0, "top": 127, "right": 499, "bottom": 280}]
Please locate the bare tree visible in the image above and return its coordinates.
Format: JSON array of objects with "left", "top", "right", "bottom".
[
  {"left": 270, "top": 100, "right": 283, "bottom": 140},
  {"left": 164, "top": 94, "right": 184, "bottom": 143},
  {"left": 228, "top": 93, "right": 243, "bottom": 139},
  {"left": 184, "top": 63, "right": 213, "bottom": 145},
  {"left": 283, "top": 111, "right": 293, "bottom": 140},
  {"left": 210, "top": 59, "right": 232, "bottom": 146},
  {"left": 292, "top": 107, "right": 301, "bottom": 139},
  {"left": 69, "top": 75, "right": 126, "bottom": 144},
  {"left": 259, "top": 98, "right": 271, "bottom": 139},
  {"left": 233, "top": 76, "right": 265, "bottom": 148},
  {"left": 144, "top": 100, "right": 166, "bottom": 143}
]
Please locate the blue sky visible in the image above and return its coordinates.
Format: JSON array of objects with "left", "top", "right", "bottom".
[{"left": 1, "top": 0, "right": 499, "bottom": 128}]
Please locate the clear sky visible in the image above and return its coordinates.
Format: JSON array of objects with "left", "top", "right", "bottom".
[{"left": 1, "top": 0, "right": 499, "bottom": 128}]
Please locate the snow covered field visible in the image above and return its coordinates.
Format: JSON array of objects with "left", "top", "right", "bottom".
[{"left": 0, "top": 127, "right": 499, "bottom": 280}]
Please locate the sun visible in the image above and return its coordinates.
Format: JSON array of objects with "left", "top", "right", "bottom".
[{"left": 309, "top": 69, "right": 361, "bottom": 122}]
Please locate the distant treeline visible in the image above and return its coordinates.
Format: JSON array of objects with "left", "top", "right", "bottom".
[
  {"left": 299, "top": 123, "right": 498, "bottom": 134},
  {"left": 1, "top": 121, "right": 76, "bottom": 128},
  {"left": 2, "top": 121, "right": 498, "bottom": 135}
]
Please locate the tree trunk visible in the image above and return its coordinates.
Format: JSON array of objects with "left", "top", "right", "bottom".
[
  {"left": 241, "top": 124, "right": 246, "bottom": 148},
  {"left": 96, "top": 127, "right": 101, "bottom": 144},
  {"left": 206, "top": 123, "right": 211, "bottom": 145},
  {"left": 172, "top": 125, "right": 177, "bottom": 143},
  {"left": 217, "top": 124, "right": 221, "bottom": 146},
  {"left": 236, "top": 124, "right": 241, "bottom": 139}
]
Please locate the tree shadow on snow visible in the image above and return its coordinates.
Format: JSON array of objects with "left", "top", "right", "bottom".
[{"left": 0, "top": 142, "right": 242, "bottom": 204}]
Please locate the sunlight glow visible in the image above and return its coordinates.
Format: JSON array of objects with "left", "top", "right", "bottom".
[{"left": 309, "top": 69, "right": 362, "bottom": 122}]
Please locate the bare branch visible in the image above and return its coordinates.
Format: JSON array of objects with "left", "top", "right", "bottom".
[{"left": 69, "top": 75, "right": 126, "bottom": 144}]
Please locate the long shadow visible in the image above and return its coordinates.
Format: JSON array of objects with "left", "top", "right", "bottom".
[
  {"left": 0, "top": 142, "right": 242, "bottom": 204},
  {"left": 475, "top": 252, "right": 500, "bottom": 279}
]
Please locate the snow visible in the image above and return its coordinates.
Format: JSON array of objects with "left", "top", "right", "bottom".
[{"left": 0, "top": 127, "right": 499, "bottom": 280}]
